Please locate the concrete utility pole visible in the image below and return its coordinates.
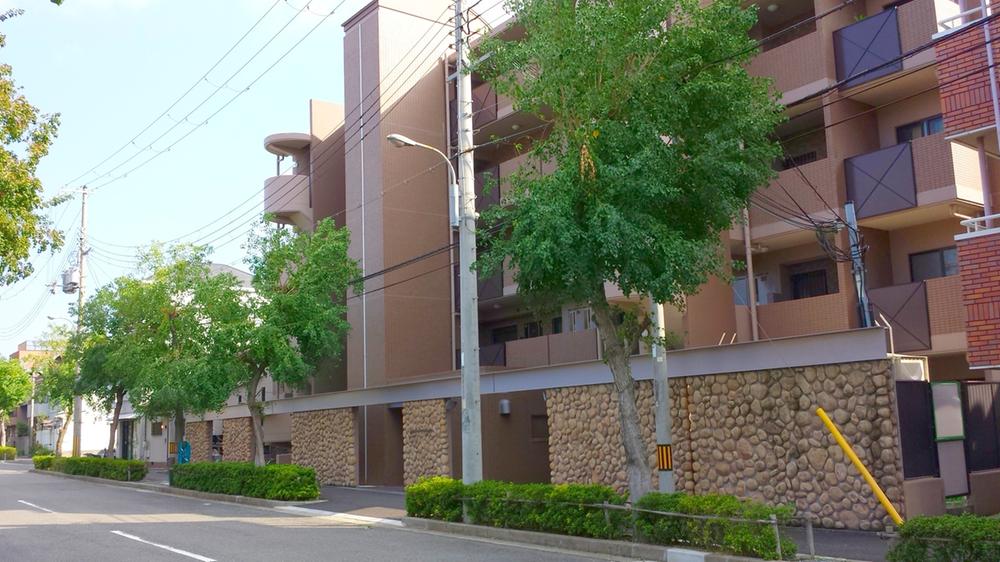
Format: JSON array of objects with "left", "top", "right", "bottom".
[
  {"left": 742, "top": 208, "right": 759, "bottom": 341},
  {"left": 72, "top": 186, "right": 87, "bottom": 457},
  {"left": 455, "top": 0, "right": 483, "bottom": 485},
  {"left": 844, "top": 201, "right": 872, "bottom": 328},
  {"left": 650, "top": 300, "right": 674, "bottom": 492}
]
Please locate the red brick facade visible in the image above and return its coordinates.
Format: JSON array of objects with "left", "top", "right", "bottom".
[
  {"left": 936, "top": 14, "right": 1000, "bottom": 137},
  {"left": 957, "top": 230, "right": 1000, "bottom": 368}
]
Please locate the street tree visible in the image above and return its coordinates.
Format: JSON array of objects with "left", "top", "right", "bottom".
[
  {"left": 0, "top": 357, "right": 32, "bottom": 447},
  {"left": 35, "top": 325, "right": 76, "bottom": 455},
  {"left": 474, "top": 0, "right": 783, "bottom": 498},
  {"left": 121, "top": 245, "right": 244, "bottom": 448},
  {"left": 207, "top": 218, "right": 359, "bottom": 466},
  {"left": 0, "top": 13, "right": 64, "bottom": 285}
]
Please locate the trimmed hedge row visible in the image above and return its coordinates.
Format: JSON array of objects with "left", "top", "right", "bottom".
[
  {"left": 887, "top": 514, "right": 1000, "bottom": 562},
  {"left": 405, "top": 477, "right": 796, "bottom": 560},
  {"left": 0, "top": 446, "right": 15, "bottom": 460},
  {"left": 169, "top": 462, "right": 319, "bottom": 501},
  {"left": 33, "top": 455, "right": 147, "bottom": 481}
]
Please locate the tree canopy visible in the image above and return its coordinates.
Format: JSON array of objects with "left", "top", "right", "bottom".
[
  {"left": 0, "top": 357, "right": 32, "bottom": 446},
  {"left": 0, "top": 21, "right": 63, "bottom": 285},
  {"left": 474, "top": 0, "right": 783, "bottom": 498}
]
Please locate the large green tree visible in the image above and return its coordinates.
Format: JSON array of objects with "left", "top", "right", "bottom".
[
  {"left": 206, "top": 218, "right": 359, "bottom": 466},
  {"left": 475, "top": 0, "right": 782, "bottom": 498},
  {"left": 0, "top": 13, "right": 64, "bottom": 285},
  {"left": 116, "top": 246, "right": 244, "bottom": 448},
  {"left": 0, "top": 357, "right": 32, "bottom": 447}
]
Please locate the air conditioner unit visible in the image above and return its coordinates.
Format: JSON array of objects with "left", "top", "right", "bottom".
[{"left": 892, "top": 355, "right": 928, "bottom": 382}]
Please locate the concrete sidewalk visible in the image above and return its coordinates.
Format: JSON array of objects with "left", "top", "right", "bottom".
[{"left": 310, "top": 485, "right": 406, "bottom": 520}]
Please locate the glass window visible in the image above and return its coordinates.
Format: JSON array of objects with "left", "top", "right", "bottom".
[
  {"left": 523, "top": 321, "right": 542, "bottom": 339},
  {"left": 896, "top": 114, "right": 944, "bottom": 143},
  {"left": 491, "top": 325, "right": 518, "bottom": 344},
  {"left": 910, "top": 247, "right": 958, "bottom": 282},
  {"left": 551, "top": 317, "right": 563, "bottom": 334},
  {"left": 791, "top": 270, "right": 829, "bottom": 300}
]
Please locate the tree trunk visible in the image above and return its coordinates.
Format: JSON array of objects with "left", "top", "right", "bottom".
[
  {"left": 245, "top": 374, "right": 266, "bottom": 467},
  {"left": 0, "top": 415, "right": 6, "bottom": 448},
  {"left": 55, "top": 404, "right": 71, "bottom": 457},
  {"left": 591, "top": 297, "right": 652, "bottom": 501},
  {"left": 174, "top": 408, "right": 186, "bottom": 452},
  {"left": 106, "top": 387, "right": 124, "bottom": 458}
]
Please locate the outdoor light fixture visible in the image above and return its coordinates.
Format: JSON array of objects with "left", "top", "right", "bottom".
[
  {"left": 386, "top": 133, "right": 459, "bottom": 227},
  {"left": 767, "top": 4, "right": 779, "bottom": 12}
]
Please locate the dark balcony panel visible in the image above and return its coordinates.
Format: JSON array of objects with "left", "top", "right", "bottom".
[
  {"left": 472, "top": 84, "right": 497, "bottom": 129},
  {"left": 453, "top": 261, "right": 460, "bottom": 310},
  {"left": 479, "top": 342, "right": 506, "bottom": 367},
  {"left": 478, "top": 268, "right": 503, "bottom": 300},
  {"left": 869, "top": 281, "right": 930, "bottom": 352},
  {"left": 475, "top": 165, "right": 501, "bottom": 213},
  {"left": 845, "top": 142, "right": 916, "bottom": 219},
  {"left": 834, "top": 9, "right": 902, "bottom": 88},
  {"left": 449, "top": 98, "right": 457, "bottom": 145}
]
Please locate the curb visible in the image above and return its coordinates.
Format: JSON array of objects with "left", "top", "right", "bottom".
[
  {"left": 401, "top": 517, "right": 773, "bottom": 562},
  {"left": 29, "top": 469, "right": 325, "bottom": 509}
]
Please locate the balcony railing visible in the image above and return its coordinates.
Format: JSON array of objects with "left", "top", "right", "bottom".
[
  {"left": 845, "top": 142, "right": 916, "bottom": 219},
  {"left": 834, "top": 8, "right": 903, "bottom": 88},
  {"left": 750, "top": 158, "right": 837, "bottom": 231},
  {"left": 264, "top": 174, "right": 312, "bottom": 230},
  {"left": 926, "top": 275, "right": 965, "bottom": 337},
  {"left": 756, "top": 293, "right": 851, "bottom": 339},
  {"left": 748, "top": 29, "right": 826, "bottom": 98},
  {"left": 869, "top": 281, "right": 931, "bottom": 352},
  {"left": 484, "top": 329, "right": 601, "bottom": 370}
]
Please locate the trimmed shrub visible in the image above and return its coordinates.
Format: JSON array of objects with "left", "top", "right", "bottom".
[
  {"left": 169, "top": 462, "right": 319, "bottom": 501},
  {"left": 636, "top": 492, "right": 796, "bottom": 560},
  {"left": 0, "top": 446, "right": 15, "bottom": 460},
  {"left": 30, "top": 444, "right": 53, "bottom": 456},
  {"left": 405, "top": 476, "right": 465, "bottom": 522},
  {"left": 887, "top": 514, "right": 1000, "bottom": 562},
  {"left": 45, "top": 456, "right": 147, "bottom": 481},
  {"left": 32, "top": 454, "right": 54, "bottom": 470},
  {"left": 406, "top": 478, "right": 796, "bottom": 559}
]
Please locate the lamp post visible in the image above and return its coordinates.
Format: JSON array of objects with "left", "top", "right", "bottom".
[{"left": 386, "top": 132, "right": 482, "bottom": 484}]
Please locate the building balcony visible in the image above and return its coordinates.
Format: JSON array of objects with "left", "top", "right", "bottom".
[
  {"left": 756, "top": 292, "right": 853, "bottom": 340},
  {"left": 264, "top": 174, "right": 312, "bottom": 231},
  {"left": 748, "top": 29, "right": 828, "bottom": 103},
  {"left": 741, "top": 158, "right": 839, "bottom": 248},
  {"left": 482, "top": 329, "right": 601, "bottom": 371},
  {"left": 845, "top": 133, "right": 983, "bottom": 227},
  {"left": 926, "top": 274, "right": 966, "bottom": 352}
]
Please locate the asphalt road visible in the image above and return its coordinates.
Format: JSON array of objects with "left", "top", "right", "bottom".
[{"left": 0, "top": 462, "right": 617, "bottom": 562}]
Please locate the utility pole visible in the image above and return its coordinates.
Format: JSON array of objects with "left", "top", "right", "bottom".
[
  {"left": 71, "top": 186, "right": 87, "bottom": 457},
  {"left": 742, "top": 208, "right": 759, "bottom": 341},
  {"left": 844, "top": 201, "right": 872, "bottom": 328},
  {"left": 650, "top": 300, "right": 674, "bottom": 492},
  {"left": 455, "top": 0, "right": 483, "bottom": 486}
]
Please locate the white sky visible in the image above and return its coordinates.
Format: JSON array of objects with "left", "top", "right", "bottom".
[{"left": 0, "top": 0, "right": 372, "bottom": 352}]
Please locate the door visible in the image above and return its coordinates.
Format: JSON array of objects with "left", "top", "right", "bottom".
[{"left": 120, "top": 420, "right": 132, "bottom": 460}]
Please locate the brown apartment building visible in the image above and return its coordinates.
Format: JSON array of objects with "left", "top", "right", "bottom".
[{"left": 187, "top": 0, "right": 1000, "bottom": 526}]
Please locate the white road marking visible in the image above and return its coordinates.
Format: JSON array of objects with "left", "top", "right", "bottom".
[
  {"left": 110, "top": 530, "right": 216, "bottom": 562},
  {"left": 17, "top": 500, "right": 54, "bottom": 513},
  {"left": 273, "top": 505, "right": 403, "bottom": 527}
]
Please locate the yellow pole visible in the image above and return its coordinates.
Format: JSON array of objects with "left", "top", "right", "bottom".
[{"left": 815, "top": 407, "right": 904, "bottom": 526}]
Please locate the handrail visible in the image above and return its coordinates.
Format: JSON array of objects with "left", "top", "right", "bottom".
[
  {"left": 961, "top": 212, "right": 1000, "bottom": 232},
  {"left": 938, "top": 5, "right": 986, "bottom": 31}
]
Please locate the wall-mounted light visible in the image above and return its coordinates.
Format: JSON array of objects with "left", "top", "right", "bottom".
[{"left": 498, "top": 399, "right": 511, "bottom": 415}]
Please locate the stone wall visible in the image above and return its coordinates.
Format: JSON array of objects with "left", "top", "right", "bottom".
[
  {"left": 185, "top": 421, "right": 213, "bottom": 463},
  {"left": 291, "top": 408, "right": 357, "bottom": 486},
  {"left": 546, "top": 382, "right": 658, "bottom": 493},
  {"left": 402, "top": 399, "right": 450, "bottom": 486},
  {"left": 222, "top": 417, "right": 253, "bottom": 462},
  {"left": 545, "top": 359, "right": 905, "bottom": 531}
]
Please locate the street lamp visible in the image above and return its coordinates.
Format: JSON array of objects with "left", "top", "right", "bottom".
[
  {"left": 387, "top": 134, "right": 460, "bottom": 228},
  {"left": 387, "top": 132, "right": 482, "bottom": 484}
]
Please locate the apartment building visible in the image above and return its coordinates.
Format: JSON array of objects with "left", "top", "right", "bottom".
[{"left": 182, "top": 0, "right": 1000, "bottom": 524}]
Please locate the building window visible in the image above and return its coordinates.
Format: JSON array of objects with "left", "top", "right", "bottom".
[
  {"left": 491, "top": 325, "right": 518, "bottom": 344},
  {"left": 910, "top": 247, "right": 958, "bottom": 282},
  {"left": 523, "top": 321, "right": 542, "bottom": 339},
  {"left": 791, "top": 269, "right": 829, "bottom": 300},
  {"left": 732, "top": 275, "right": 769, "bottom": 306},
  {"left": 151, "top": 422, "right": 163, "bottom": 436},
  {"left": 896, "top": 114, "right": 944, "bottom": 143},
  {"left": 551, "top": 317, "right": 563, "bottom": 334},
  {"left": 780, "top": 151, "right": 818, "bottom": 171},
  {"left": 568, "top": 307, "right": 591, "bottom": 332}
]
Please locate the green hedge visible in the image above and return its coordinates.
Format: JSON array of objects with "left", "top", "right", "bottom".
[
  {"left": 405, "top": 478, "right": 795, "bottom": 559},
  {"left": 887, "top": 514, "right": 1000, "bottom": 562},
  {"left": 169, "top": 462, "right": 319, "bottom": 501},
  {"left": 0, "top": 446, "right": 15, "bottom": 460},
  {"left": 636, "top": 492, "right": 796, "bottom": 560},
  {"left": 32, "top": 454, "right": 54, "bottom": 470},
  {"left": 43, "top": 456, "right": 147, "bottom": 481}
]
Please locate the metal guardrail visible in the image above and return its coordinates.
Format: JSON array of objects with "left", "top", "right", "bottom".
[
  {"left": 960, "top": 212, "right": 1000, "bottom": 232},
  {"left": 938, "top": 2, "right": 987, "bottom": 32},
  {"left": 456, "top": 495, "right": 817, "bottom": 559}
]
